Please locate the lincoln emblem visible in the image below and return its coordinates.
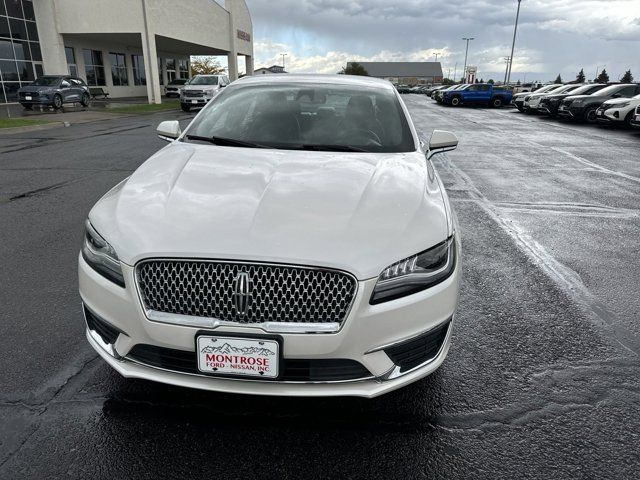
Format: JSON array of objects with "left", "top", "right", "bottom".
[{"left": 232, "top": 271, "right": 253, "bottom": 316}]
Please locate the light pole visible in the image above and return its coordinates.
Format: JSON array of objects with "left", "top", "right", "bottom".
[
  {"left": 506, "top": 0, "right": 522, "bottom": 85},
  {"left": 453, "top": 62, "right": 458, "bottom": 83},
  {"left": 281, "top": 53, "right": 288, "bottom": 70},
  {"left": 503, "top": 56, "right": 511, "bottom": 85},
  {"left": 462, "top": 37, "right": 474, "bottom": 83},
  {"left": 595, "top": 65, "right": 605, "bottom": 81},
  {"left": 433, "top": 52, "right": 440, "bottom": 62}
]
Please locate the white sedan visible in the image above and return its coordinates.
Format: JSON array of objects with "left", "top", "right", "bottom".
[{"left": 79, "top": 74, "right": 461, "bottom": 397}]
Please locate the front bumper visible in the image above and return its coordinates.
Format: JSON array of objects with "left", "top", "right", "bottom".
[
  {"left": 631, "top": 113, "right": 640, "bottom": 127},
  {"left": 557, "top": 105, "right": 585, "bottom": 119},
  {"left": 595, "top": 108, "right": 625, "bottom": 124},
  {"left": 79, "top": 246, "right": 460, "bottom": 398},
  {"left": 181, "top": 96, "right": 212, "bottom": 106}
]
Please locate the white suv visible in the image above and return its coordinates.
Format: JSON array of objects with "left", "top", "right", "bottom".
[
  {"left": 180, "top": 74, "right": 230, "bottom": 112},
  {"left": 596, "top": 94, "right": 640, "bottom": 127}
]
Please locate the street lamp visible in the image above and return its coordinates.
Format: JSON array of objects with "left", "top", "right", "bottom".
[
  {"left": 462, "top": 37, "right": 474, "bottom": 83},
  {"left": 506, "top": 0, "right": 522, "bottom": 86},
  {"left": 595, "top": 65, "right": 605, "bottom": 81},
  {"left": 281, "top": 53, "right": 288, "bottom": 70},
  {"left": 503, "top": 57, "right": 511, "bottom": 85},
  {"left": 433, "top": 52, "right": 440, "bottom": 62}
]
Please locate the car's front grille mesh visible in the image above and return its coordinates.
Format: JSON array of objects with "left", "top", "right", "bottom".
[
  {"left": 136, "top": 261, "right": 357, "bottom": 325},
  {"left": 183, "top": 90, "right": 204, "bottom": 97}
]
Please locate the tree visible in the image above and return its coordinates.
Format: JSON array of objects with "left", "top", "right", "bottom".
[
  {"left": 576, "top": 68, "right": 585, "bottom": 83},
  {"left": 596, "top": 68, "right": 610, "bottom": 83},
  {"left": 554, "top": 74, "right": 562, "bottom": 84},
  {"left": 442, "top": 78, "right": 456, "bottom": 85},
  {"left": 191, "top": 57, "right": 226, "bottom": 75},
  {"left": 479, "top": 78, "right": 484, "bottom": 83},
  {"left": 340, "top": 62, "right": 369, "bottom": 76},
  {"left": 487, "top": 79, "right": 495, "bottom": 84},
  {"left": 621, "top": 69, "right": 634, "bottom": 83}
]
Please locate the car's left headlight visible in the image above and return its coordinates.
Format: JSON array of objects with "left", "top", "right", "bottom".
[
  {"left": 370, "top": 236, "right": 457, "bottom": 305},
  {"left": 81, "top": 220, "right": 125, "bottom": 287}
]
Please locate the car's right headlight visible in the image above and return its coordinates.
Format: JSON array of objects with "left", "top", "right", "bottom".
[
  {"left": 81, "top": 220, "right": 125, "bottom": 287},
  {"left": 370, "top": 236, "right": 457, "bottom": 305}
]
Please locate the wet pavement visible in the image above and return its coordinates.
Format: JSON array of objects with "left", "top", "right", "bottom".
[{"left": 1, "top": 99, "right": 639, "bottom": 479}]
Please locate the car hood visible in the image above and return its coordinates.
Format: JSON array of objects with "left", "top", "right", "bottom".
[
  {"left": 602, "top": 97, "right": 638, "bottom": 106},
  {"left": 182, "top": 85, "right": 218, "bottom": 91},
  {"left": 89, "top": 143, "right": 449, "bottom": 280},
  {"left": 18, "top": 85, "right": 55, "bottom": 93}
]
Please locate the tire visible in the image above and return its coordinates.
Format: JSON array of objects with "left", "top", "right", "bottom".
[
  {"left": 52, "top": 94, "right": 63, "bottom": 110},
  {"left": 624, "top": 111, "right": 634, "bottom": 128},
  {"left": 80, "top": 92, "right": 90, "bottom": 107},
  {"left": 450, "top": 96, "right": 461, "bottom": 107},
  {"left": 516, "top": 105, "right": 524, "bottom": 112},
  {"left": 584, "top": 107, "right": 598, "bottom": 123},
  {"left": 491, "top": 97, "right": 503, "bottom": 108},
  {"left": 180, "top": 103, "right": 191, "bottom": 112}
]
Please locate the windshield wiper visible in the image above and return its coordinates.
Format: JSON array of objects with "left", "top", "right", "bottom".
[
  {"left": 185, "top": 135, "right": 268, "bottom": 149},
  {"left": 299, "top": 144, "right": 369, "bottom": 152}
]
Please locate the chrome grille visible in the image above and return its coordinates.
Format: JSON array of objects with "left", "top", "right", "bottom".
[
  {"left": 183, "top": 90, "right": 204, "bottom": 97},
  {"left": 136, "top": 260, "right": 357, "bottom": 325}
]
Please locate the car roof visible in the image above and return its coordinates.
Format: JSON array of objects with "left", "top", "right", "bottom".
[{"left": 235, "top": 74, "right": 396, "bottom": 90}]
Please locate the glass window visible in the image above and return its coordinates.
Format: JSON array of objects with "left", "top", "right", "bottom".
[
  {"left": 12, "top": 40, "right": 29, "bottom": 60},
  {"left": 0, "top": 16, "right": 10, "bottom": 39},
  {"left": 109, "top": 52, "right": 128, "bottom": 86},
  {"left": 618, "top": 86, "right": 638, "bottom": 97},
  {"left": 5, "top": 0, "right": 23, "bottom": 18},
  {"left": 131, "top": 54, "right": 146, "bottom": 86},
  {"left": 3, "top": 81, "right": 19, "bottom": 101},
  {"left": 83, "top": 49, "right": 105, "bottom": 86},
  {"left": 178, "top": 59, "right": 189, "bottom": 78},
  {"left": 16, "top": 59, "right": 32, "bottom": 81},
  {"left": 0, "top": 1, "right": 5, "bottom": 16},
  {"left": 29, "top": 41, "right": 40, "bottom": 60},
  {"left": 8, "top": 18, "right": 26, "bottom": 39},
  {"left": 25, "top": 20, "right": 36, "bottom": 41},
  {"left": 0, "top": 38, "right": 12, "bottom": 58},
  {"left": 22, "top": 1, "right": 35, "bottom": 21},
  {"left": 0, "top": 59, "right": 18, "bottom": 81},
  {"left": 157, "top": 57, "right": 163, "bottom": 85},
  {"left": 65, "top": 46, "right": 76, "bottom": 75}
]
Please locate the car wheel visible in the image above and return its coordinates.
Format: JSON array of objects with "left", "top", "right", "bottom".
[
  {"left": 624, "top": 111, "right": 634, "bottom": 128},
  {"left": 584, "top": 107, "right": 598, "bottom": 123},
  {"left": 492, "top": 97, "right": 503, "bottom": 108},
  {"left": 80, "top": 92, "right": 90, "bottom": 107},
  {"left": 450, "top": 96, "right": 461, "bottom": 107},
  {"left": 180, "top": 103, "right": 191, "bottom": 112},
  {"left": 53, "top": 94, "right": 63, "bottom": 110}
]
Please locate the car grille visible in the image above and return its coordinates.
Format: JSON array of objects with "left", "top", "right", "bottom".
[
  {"left": 183, "top": 90, "right": 204, "bottom": 97},
  {"left": 126, "top": 344, "right": 373, "bottom": 382},
  {"left": 561, "top": 99, "right": 573, "bottom": 107},
  {"left": 136, "top": 260, "right": 358, "bottom": 325},
  {"left": 385, "top": 321, "right": 450, "bottom": 373},
  {"left": 636, "top": 105, "right": 640, "bottom": 115},
  {"left": 19, "top": 91, "right": 39, "bottom": 98}
]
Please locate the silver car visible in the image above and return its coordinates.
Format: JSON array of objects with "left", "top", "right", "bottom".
[{"left": 180, "top": 74, "right": 230, "bottom": 111}]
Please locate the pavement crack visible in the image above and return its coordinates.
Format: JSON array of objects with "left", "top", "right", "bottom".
[{"left": 7, "top": 179, "right": 77, "bottom": 201}]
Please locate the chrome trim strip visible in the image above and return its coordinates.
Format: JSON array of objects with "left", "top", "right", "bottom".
[
  {"left": 133, "top": 258, "right": 359, "bottom": 334},
  {"left": 123, "top": 355, "right": 376, "bottom": 385},
  {"left": 145, "top": 309, "right": 341, "bottom": 334}
]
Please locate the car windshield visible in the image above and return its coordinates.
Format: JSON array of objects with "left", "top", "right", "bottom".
[
  {"left": 185, "top": 82, "right": 415, "bottom": 153},
  {"left": 189, "top": 76, "right": 219, "bottom": 86},
  {"left": 596, "top": 85, "right": 630, "bottom": 96},
  {"left": 31, "top": 76, "right": 61, "bottom": 86},
  {"left": 535, "top": 85, "right": 559, "bottom": 93}
]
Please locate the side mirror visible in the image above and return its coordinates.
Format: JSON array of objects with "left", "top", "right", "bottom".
[
  {"left": 426, "top": 130, "right": 458, "bottom": 160},
  {"left": 157, "top": 120, "right": 181, "bottom": 142}
]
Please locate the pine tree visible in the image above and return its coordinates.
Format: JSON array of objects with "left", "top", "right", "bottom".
[
  {"left": 576, "top": 69, "right": 585, "bottom": 83},
  {"left": 554, "top": 74, "right": 562, "bottom": 84},
  {"left": 621, "top": 69, "right": 634, "bottom": 83},
  {"left": 596, "top": 69, "right": 610, "bottom": 83}
]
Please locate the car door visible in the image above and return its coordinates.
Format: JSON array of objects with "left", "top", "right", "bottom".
[
  {"left": 465, "top": 85, "right": 480, "bottom": 102},
  {"left": 70, "top": 78, "right": 85, "bottom": 100}
]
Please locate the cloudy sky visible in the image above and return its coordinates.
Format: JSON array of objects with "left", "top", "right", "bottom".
[{"left": 242, "top": 0, "right": 640, "bottom": 83}]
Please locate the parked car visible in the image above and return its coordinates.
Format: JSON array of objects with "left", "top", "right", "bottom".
[
  {"left": 434, "top": 85, "right": 467, "bottom": 103},
  {"left": 443, "top": 83, "right": 513, "bottom": 108},
  {"left": 631, "top": 104, "right": 640, "bottom": 128},
  {"left": 18, "top": 75, "right": 90, "bottom": 110},
  {"left": 558, "top": 84, "right": 640, "bottom": 123},
  {"left": 596, "top": 93, "right": 640, "bottom": 127},
  {"left": 523, "top": 84, "right": 583, "bottom": 113},
  {"left": 395, "top": 84, "right": 412, "bottom": 94},
  {"left": 426, "top": 85, "right": 446, "bottom": 97},
  {"left": 180, "top": 74, "right": 230, "bottom": 111},
  {"left": 538, "top": 84, "right": 607, "bottom": 117},
  {"left": 513, "top": 84, "right": 561, "bottom": 112},
  {"left": 164, "top": 78, "right": 188, "bottom": 98},
  {"left": 80, "top": 75, "right": 461, "bottom": 398}
]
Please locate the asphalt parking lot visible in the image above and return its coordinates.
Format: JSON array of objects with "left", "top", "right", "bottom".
[{"left": 1, "top": 99, "right": 639, "bottom": 479}]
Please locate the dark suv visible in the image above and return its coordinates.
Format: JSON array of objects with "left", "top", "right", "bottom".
[
  {"left": 539, "top": 84, "right": 607, "bottom": 117},
  {"left": 558, "top": 84, "right": 640, "bottom": 123},
  {"left": 18, "top": 75, "right": 90, "bottom": 110}
]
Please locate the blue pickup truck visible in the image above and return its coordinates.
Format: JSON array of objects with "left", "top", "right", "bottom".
[{"left": 442, "top": 84, "right": 513, "bottom": 108}]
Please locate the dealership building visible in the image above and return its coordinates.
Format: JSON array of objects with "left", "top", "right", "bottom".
[
  {"left": 347, "top": 61, "right": 443, "bottom": 85},
  {"left": 0, "top": 0, "right": 254, "bottom": 104}
]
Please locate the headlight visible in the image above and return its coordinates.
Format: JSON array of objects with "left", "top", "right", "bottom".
[
  {"left": 370, "top": 237, "right": 456, "bottom": 304},
  {"left": 524, "top": 96, "right": 531, "bottom": 101},
  {"left": 81, "top": 220, "right": 125, "bottom": 287}
]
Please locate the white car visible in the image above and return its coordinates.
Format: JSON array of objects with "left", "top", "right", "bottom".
[
  {"left": 523, "top": 84, "right": 582, "bottom": 112},
  {"left": 180, "top": 74, "right": 230, "bottom": 112},
  {"left": 596, "top": 94, "right": 640, "bottom": 127},
  {"left": 79, "top": 75, "right": 461, "bottom": 398}
]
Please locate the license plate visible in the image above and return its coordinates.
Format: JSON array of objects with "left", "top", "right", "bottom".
[
  {"left": 559, "top": 106, "right": 565, "bottom": 110},
  {"left": 191, "top": 100, "right": 198, "bottom": 104},
  {"left": 25, "top": 95, "right": 32, "bottom": 100},
  {"left": 635, "top": 115, "right": 640, "bottom": 122},
  {"left": 597, "top": 110, "right": 604, "bottom": 116},
  {"left": 197, "top": 335, "right": 280, "bottom": 378}
]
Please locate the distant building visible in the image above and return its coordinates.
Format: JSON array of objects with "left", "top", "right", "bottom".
[
  {"left": 254, "top": 65, "right": 287, "bottom": 75},
  {"left": 347, "top": 62, "right": 443, "bottom": 85}
]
